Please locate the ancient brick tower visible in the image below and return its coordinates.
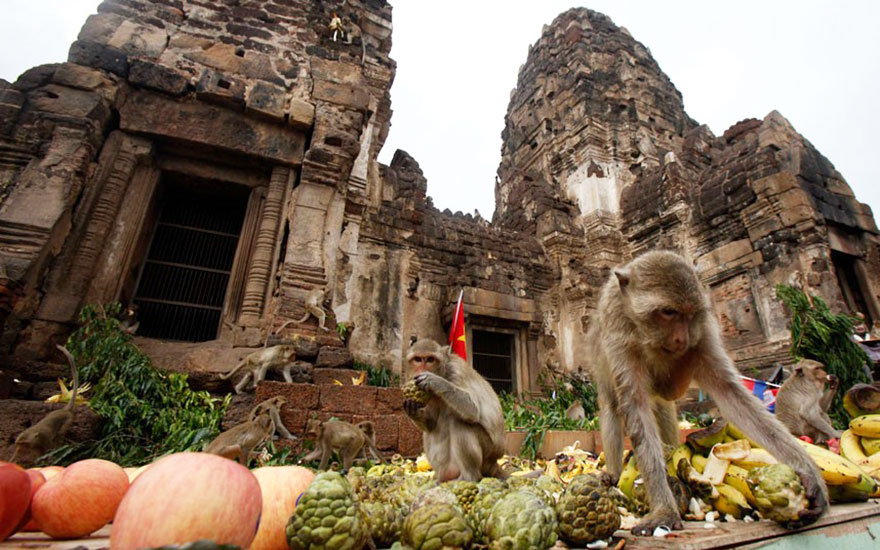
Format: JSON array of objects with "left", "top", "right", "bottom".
[{"left": 0, "top": 3, "right": 877, "bottom": 397}]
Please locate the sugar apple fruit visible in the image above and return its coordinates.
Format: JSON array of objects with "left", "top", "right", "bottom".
[
  {"left": 485, "top": 489, "right": 558, "bottom": 550},
  {"left": 632, "top": 476, "right": 690, "bottom": 516},
  {"left": 556, "top": 473, "right": 621, "bottom": 545},
  {"left": 469, "top": 478, "right": 511, "bottom": 544},
  {"left": 747, "top": 464, "right": 809, "bottom": 524},
  {"left": 401, "top": 502, "right": 472, "bottom": 550},
  {"left": 285, "top": 471, "right": 369, "bottom": 550},
  {"left": 403, "top": 379, "right": 431, "bottom": 404}
]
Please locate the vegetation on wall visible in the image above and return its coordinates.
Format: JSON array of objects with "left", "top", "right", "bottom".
[
  {"left": 41, "top": 303, "right": 230, "bottom": 466},
  {"left": 776, "top": 284, "right": 871, "bottom": 427},
  {"left": 501, "top": 373, "right": 599, "bottom": 459},
  {"left": 353, "top": 360, "right": 399, "bottom": 387}
]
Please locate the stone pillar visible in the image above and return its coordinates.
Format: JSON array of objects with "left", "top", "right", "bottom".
[
  {"left": 36, "top": 132, "right": 152, "bottom": 323},
  {"left": 239, "top": 166, "right": 290, "bottom": 327}
]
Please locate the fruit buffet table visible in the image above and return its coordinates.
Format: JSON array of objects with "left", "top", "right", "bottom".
[{"left": 3, "top": 501, "right": 880, "bottom": 550}]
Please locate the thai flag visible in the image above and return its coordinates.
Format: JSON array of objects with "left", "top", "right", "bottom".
[{"left": 742, "top": 377, "right": 780, "bottom": 413}]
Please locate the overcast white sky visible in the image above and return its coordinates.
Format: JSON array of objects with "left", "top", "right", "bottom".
[{"left": 2, "top": 1, "right": 878, "bottom": 222}]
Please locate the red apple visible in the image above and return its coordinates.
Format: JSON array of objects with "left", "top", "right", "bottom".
[
  {"left": 0, "top": 461, "right": 32, "bottom": 541},
  {"left": 13, "top": 469, "right": 46, "bottom": 533},
  {"left": 111, "top": 452, "right": 262, "bottom": 549},
  {"left": 31, "top": 459, "right": 129, "bottom": 538},
  {"left": 250, "top": 465, "right": 315, "bottom": 550}
]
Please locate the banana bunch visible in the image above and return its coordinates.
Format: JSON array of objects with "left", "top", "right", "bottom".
[{"left": 841, "top": 414, "right": 880, "bottom": 488}]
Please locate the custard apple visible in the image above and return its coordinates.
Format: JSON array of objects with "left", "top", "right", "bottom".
[
  {"left": 556, "top": 473, "right": 621, "bottom": 544},
  {"left": 747, "top": 464, "right": 809, "bottom": 524},
  {"left": 285, "top": 471, "right": 369, "bottom": 550},
  {"left": 401, "top": 502, "right": 472, "bottom": 550},
  {"left": 403, "top": 379, "right": 431, "bottom": 404},
  {"left": 486, "top": 489, "right": 557, "bottom": 550}
]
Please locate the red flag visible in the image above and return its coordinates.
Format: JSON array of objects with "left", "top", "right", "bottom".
[{"left": 449, "top": 290, "right": 467, "bottom": 360}]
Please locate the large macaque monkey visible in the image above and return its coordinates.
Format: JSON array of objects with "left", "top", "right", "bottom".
[
  {"left": 11, "top": 345, "right": 79, "bottom": 465},
  {"left": 403, "top": 338, "right": 505, "bottom": 482},
  {"left": 589, "top": 251, "right": 826, "bottom": 535},
  {"left": 775, "top": 359, "right": 841, "bottom": 443},
  {"left": 220, "top": 345, "right": 296, "bottom": 394}
]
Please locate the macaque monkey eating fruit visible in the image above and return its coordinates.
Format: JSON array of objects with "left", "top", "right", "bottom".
[
  {"left": 403, "top": 338, "right": 505, "bottom": 482},
  {"left": 220, "top": 345, "right": 296, "bottom": 394},
  {"left": 588, "top": 251, "right": 827, "bottom": 535},
  {"left": 205, "top": 411, "right": 274, "bottom": 465},
  {"left": 300, "top": 418, "right": 383, "bottom": 471},
  {"left": 11, "top": 345, "right": 79, "bottom": 465},
  {"left": 775, "top": 359, "right": 841, "bottom": 444}
]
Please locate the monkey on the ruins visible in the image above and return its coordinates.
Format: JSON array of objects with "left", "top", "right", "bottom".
[
  {"left": 292, "top": 287, "right": 330, "bottom": 331},
  {"left": 775, "top": 359, "right": 841, "bottom": 443},
  {"left": 355, "top": 420, "right": 384, "bottom": 463},
  {"left": 220, "top": 345, "right": 297, "bottom": 394},
  {"left": 249, "top": 396, "right": 297, "bottom": 441},
  {"left": 403, "top": 338, "right": 505, "bottom": 482},
  {"left": 300, "top": 418, "right": 382, "bottom": 471},
  {"left": 11, "top": 345, "right": 79, "bottom": 465},
  {"left": 120, "top": 303, "right": 139, "bottom": 335},
  {"left": 204, "top": 411, "right": 274, "bottom": 465},
  {"left": 588, "top": 250, "right": 827, "bottom": 535}
]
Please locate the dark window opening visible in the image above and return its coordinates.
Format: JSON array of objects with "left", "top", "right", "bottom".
[
  {"left": 832, "top": 250, "right": 872, "bottom": 325},
  {"left": 472, "top": 330, "right": 514, "bottom": 394},
  {"left": 133, "top": 176, "right": 248, "bottom": 341}
]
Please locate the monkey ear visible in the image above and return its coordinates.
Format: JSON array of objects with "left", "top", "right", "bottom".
[
  {"left": 441, "top": 345, "right": 453, "bottom": 356},
  {"left": 793, "top": 365, "right": 804, "bottom": 376},
  {"left": 614, "top": 268, "right": 631, "bottom": 291}
]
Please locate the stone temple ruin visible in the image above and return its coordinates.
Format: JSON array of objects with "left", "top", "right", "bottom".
[{"left": 0, "top": 2, "right": 878, "bottom": 455}]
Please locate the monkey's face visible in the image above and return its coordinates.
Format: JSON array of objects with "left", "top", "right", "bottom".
[
  {"left": 280, "top": 346, "right": 295, "bottom": 360},
  {"left": 651, "top": 305, "right": 699, "bottom": 356},
  {"left": 409, "top": 352, "right": 442, "bottom": 375},
  {"left": 305, "top": 419, "right": 322, "bottom": 437},
  {"left": 795, "top": 361, "right": 830, "bottom": 390}
]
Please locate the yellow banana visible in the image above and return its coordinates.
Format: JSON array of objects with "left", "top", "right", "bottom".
[
  {"left": 617, "top": 454, "right": 639, "bottom": 499},
  {"left": 732, "top": 448, "right": 777, "bottom": 470},
  {"left": 667, "top": 444, "right": 692, "bottom": 477},
  {"left": 712, "top": 483, "right": 752, "bottom": 519},
  {"left": 727, "top": 423, "right": 761, "bottom": 448},
  {"left": 840, "top": 429, "right": 868, "bottom": 462},
  {"left": 796, "top": 439, "right": 862, "bottom": 485},
  {"left": 861, "top": 437, "right": 880, "bottom": 456},
  {"left": 857, "top": 452, "right": 880, "bottom": 474},
  {"left": 724, "top": 464, "right": 758, "bottom": 507},
  {"left": 827, "top": 474, "right": 877, "bottom": 503},
  {"left": 691, "top": 454, "right": 707, "bottom": 474},
  {"left": 850, "top": 414, "right": 880, "bottom": 438}
]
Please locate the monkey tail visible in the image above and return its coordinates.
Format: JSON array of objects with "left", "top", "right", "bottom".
[
  {"left": 219, "top": 360, "right": 247, "bottom": 380},
  {"left": 55, "top": 344, "right": 78, "bottom": 411}
]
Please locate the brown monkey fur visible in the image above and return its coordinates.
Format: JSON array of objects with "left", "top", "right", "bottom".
[
  {"left": 11, "top": 345, "right": 80, "bottom": 465},
  {"left": 249, "top": 396, "right": 297, "bottom": 441},
  {"left": 355, "top": 420, "right": 384, "bottom": 463},
  {"left": 301, "top": 418, "right": 382, "bottom": 471},
  {"left": 588, "top": 251, "right": 826, "bottom": 535},
  {"left": 565, "top": 400, "right": 586, "bottom": 421},
  {"left": 292, "top": 287, "right": 329, "bottom": 331},
  {"left": 204, "top": 411, "right": 274, "bottom": 465},
  {"left": 775, "top": 359, "right": 841, "bottom": 443},
  {"left": 403, "top": 338, "right": 505, "bottom": 482},
  {"left": 220, "top": 345, "right": 296, "bottom": 394}
]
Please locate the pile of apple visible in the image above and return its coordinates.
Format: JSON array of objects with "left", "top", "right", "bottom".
[{"left": 1, "top": 453, "right": 315, "bottom": 550}]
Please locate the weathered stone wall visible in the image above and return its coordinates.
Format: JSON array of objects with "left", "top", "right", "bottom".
[{"left": 496, "top": 7, "right": 880, "bottom": 374}]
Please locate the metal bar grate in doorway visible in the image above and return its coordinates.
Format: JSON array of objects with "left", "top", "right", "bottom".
[{"left": 133, "top": 183, "right": 247, "bottom": 341}]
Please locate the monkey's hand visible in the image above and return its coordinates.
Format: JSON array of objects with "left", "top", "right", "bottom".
[
  {"left": 403, "top": 397, "right": 425, "bottom": 416},
  {"left": 413, "top": 371, "right": 447, "bottom": 395},
  {"left": 632, "top": 508, "right": 683, "bottom": 536},
  {"left": 788, "top": 469, "right": 828, "bottom": 529},
  {"left": 826, "top": 374, "right": 839, "bottom": 389}
]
